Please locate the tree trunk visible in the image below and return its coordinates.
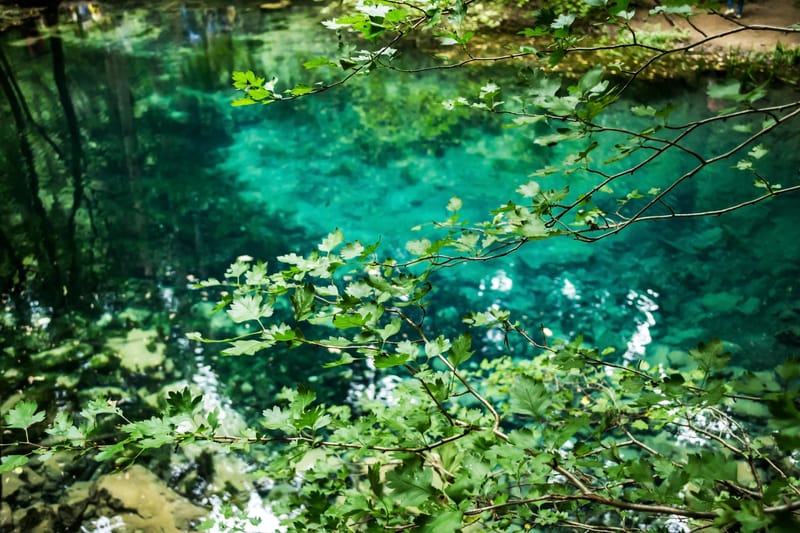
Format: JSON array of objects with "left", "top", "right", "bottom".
[
  {"left": 0, "top": 44, "right": 64, "bottom": 308},
  {"left": 46, "top": 5, "right": 86, "bottom": 306}
]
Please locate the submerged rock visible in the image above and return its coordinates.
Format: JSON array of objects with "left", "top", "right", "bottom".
[
  {"left": 90, "top": 465, "right": 206, "bottom": 532},
  {"left": 701, "top": 291, "right": 741, "bottom": 312},
  {"left": 107, "top": 329, "right": 166, "bottom": 372},
  {"left": 776, "top": 326, "right": 800, "bottom": 346}
]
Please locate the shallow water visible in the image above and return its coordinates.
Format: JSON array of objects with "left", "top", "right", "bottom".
[{"left": 2, "top": 2, "right": 799, "bottom": 530}]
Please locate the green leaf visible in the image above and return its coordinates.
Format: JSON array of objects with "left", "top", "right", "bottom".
[
  {"left": 80, "top": 397, "right": 122, "bottom": 424},
  {"left": 649, "top": 4, "right": 693, "bottom": 16},
  {"left": 228, "top": 294, "right": 273, "bottom": 323},
  {"left": 322, "top": 352, "right": 356, "bottom": 368},
  {"left": 374, "top": 351, "right": 410, "bottom": 369},
  {"left": 195, "top": 519, "right": 216, "bottom": 531},
  {"left": 518, "top": 217, "right": 550, "bottom": 238},
  {"left": 222, "top": 339, "right": 272, "bottom": 356},
  {"left": 689, "top": 339, "right": 730, "bottom": 372},
  {"left": 396, "top": 340, "right": 420, "bottom": 360},
  {"left": 231, "top": 97, "right": 257, "bottom": 107},
  {"left": 707, "top": 80, "right": 741, "bottom": 101},
  {"left": 448, "top": 333, "right": 473, "bottom": 367},
  {"left": 509, "top": 376, "right": 550, "bottom": 417},
  {"left": 46, "top": 412, "right": 86, "bottom": 444},
  {"left": 368, "top": 464, "right": 383, "bottom": 498},
  {"left": 341, "top": 241, "right": 365, "bottom": 260},
  {"left": 386, "top": 465, "right": 435, "bottom": 508},
  {"left": 318, "top": 228, "right": 344, "bottom": 253},
  {"left": 0, "top": 454, "right": 30, "bottom": 473},
  {"left": 262, "top": 406, "right": 293, "bottom": 431},
  {"left": 95, "top": 441, "right": 127, "bottom": 462},
  {"left": 425, "top": 336, "right": 452, "bottom": 359},
  {"left": 517, "top": 180, "right": 541, "bottom": 198},
  {"left": 406, "top": 238, "right": 432, "bottom": 256},
  {"left": 446, "top": 196, "right": 463, "bottom": 212},
  {"left": 748, "top": 144, "right": 768, "bottom": 159},
  {"left": 122, "top": 416, "right": 175, "bottom": 448},
  {"left": 551, "top": 13, "right": 575, "bottom": 29},
  {"left": 166, "top": 388, "right": 202, "bottom": 416},
  {"left": 423, "top": 511, "right": 463, "bottom": 532},
  {"left": 303, "top": 57, "right": 337, "bottom": 69},
  {"left": 291, "top": 283, "right": 316, "bottom": 321},
  {"left": 377, "top": 318, "right": 402, "bottom": 340},
  {"left": 288, "top": 84, "right": 314, "bottom": 96},
  {"left": 4, "top": 400, "right": 46, "bottom": 430},
  {"left": 333, "top": 313, "right": 369, "bottom": 329},
  {"left": 630, "top": 105, "right": 656, "bottom": 117}
]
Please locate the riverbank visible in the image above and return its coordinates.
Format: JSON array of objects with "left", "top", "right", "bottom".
[{"left": 633, "top": 0, "right": 800, "bottom": 53}]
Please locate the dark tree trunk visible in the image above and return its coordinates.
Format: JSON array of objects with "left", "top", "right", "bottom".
[
  {"left": 0, "top": 44, "right": 65, "bottom": 308},
  {"left": 46, "top": 6, "right": 86, "bottom": 306}
]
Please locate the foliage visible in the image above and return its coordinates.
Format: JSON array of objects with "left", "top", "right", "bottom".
[
  {"left": 4, "top": 1, "right": 800, "bottom": 531},
  {"left": 4, "top": 216, "right": 800, "bottom": 529},
  {"left": 231, "top": 0, "right": 800, "bottom": 245}
]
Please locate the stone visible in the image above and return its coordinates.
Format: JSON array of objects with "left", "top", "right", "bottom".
[
  {"left": 57, "top": 480, "right": 93, "bottom": 529},
  {"left": 737, "top": 461, "right": 757, "bottom": 487},
  {"left": 88, "top": 353, "right": 111, "bottom": 369},
  {"left": 56, "top": 374, "right": 81, "bottom": 389},
  {"left": 90, "top": 464, "right": 207, "bottom": 532},
  {"left": 16, "top": 505, "right": 58, "bottom": 533},
  {"left": 701, "top": 291, "right": 741, "bottom": 312},
  {"left": 1, "top": 469, "right": 25, "bottom": 499},
  {"left": 738, "top": 296, "right": 760, "bottom": 315},
  {"left": 118, "top": 307, "right": 152, "bottom": 325},
  {"left": 30, "top": 341, "right": 81, "bottom": 367},
  {"left": 0, "top": 501, "right": 12, "bottom": 529},
  {"left": 106, "top": 329, "right": 166, "bottom": 372},
  {"left": 776, "top": 326, "right": 800, "bottom": 346}
]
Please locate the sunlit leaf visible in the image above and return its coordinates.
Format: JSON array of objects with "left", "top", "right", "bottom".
[{"left": 4, "top": 400, "right": 46, "bottom": 430}]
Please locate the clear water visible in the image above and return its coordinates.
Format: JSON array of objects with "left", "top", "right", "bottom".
[{"left": 1, "top": 3, "right": 799, "bottom": 524}]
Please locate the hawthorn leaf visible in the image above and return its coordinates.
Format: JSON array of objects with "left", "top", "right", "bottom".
[
  {"left": 228, "top": 294, "right": 273, "bottom": 323},
  {"left": 4, "top": 400, "right": 46, "bottom": 430},
  {"left": 0, "top": 455, "right": 29, "bottom": 473}
]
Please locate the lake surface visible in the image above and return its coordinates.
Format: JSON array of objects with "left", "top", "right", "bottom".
[{"left": 1, "top": 1, "right": 799, "bottom": 530}]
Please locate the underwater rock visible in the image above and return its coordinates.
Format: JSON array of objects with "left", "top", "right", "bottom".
[
  {"left": 118, "top": 307, "right": 153, "bottom": 325},
  {"left": 30, "top": 341, "right": 82, "bottom": 368},
  {"left": 2, "top": 470, "right": 26, "bottom": 500},
  {"left": 57, "top": 480, "right": 93, "bottom": 529},
  {"left": 88, "top": 352, "right": 111, "bottom": 369},
  {"left": 107, "top": 328, "right": 166, "bottom": 372},
  {"left": 738, "top": 296, "right": 760, "bottom": 315},
  {"left": 1, "top": 465, "right": 45, "bottom": 501},
  {"left": 56, "top": 374, "right": 81, "bottom": 390},
  {"left": 776, "top": 302, "right": 800, "bottom": 322},
  {"left": 776, "top": 326, "right": 800, "bottom": 346},
  {"left": 15, "top": 505, "right": 57, "bottom": 533},
  {"left": 90, "top": 464, "right": 207, "bottom": 532},
  {"left": 0, "top": 501, "right": 12, "bottom": 529},
  {"left": 701, "top": 291, "right": 742, "bottom": 312}
]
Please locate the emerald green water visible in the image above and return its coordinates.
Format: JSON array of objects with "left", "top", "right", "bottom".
[{"left": 1, "top": 3, "right": 799, "bottom": 528}]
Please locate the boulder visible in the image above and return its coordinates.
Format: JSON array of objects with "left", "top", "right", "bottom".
[
  {"left": 107, "top": 329, "right": 166, "bottom": 372},
  {"left": 90, "top": 465, "right": 207, "bottom": 532}
]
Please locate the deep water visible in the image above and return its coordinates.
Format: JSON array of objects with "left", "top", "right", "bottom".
[{"left": 1, "top": 2, "right": 800, "bottom": 528}]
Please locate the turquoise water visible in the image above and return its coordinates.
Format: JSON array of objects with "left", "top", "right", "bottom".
[
  {"left": 1, "top": 2, "right": 799, "bottom": 530},
  {"left": 1, "top": 2, "right": 798, "bottom": 384},
  {"left": 1, "top": 0, "right": 799, "bottom": 437}
]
